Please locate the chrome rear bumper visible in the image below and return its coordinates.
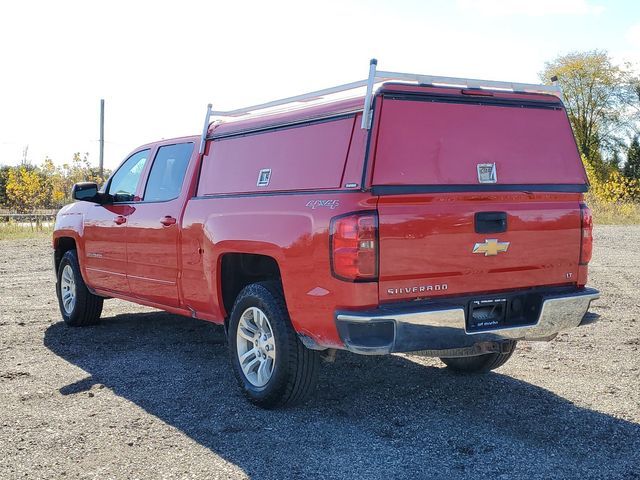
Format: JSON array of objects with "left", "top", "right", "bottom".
[{"left": 335, "top": 287, "right": 600, "bottom": 356}]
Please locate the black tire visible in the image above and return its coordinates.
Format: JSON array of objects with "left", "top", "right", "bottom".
[
  {"left": 56, "top": 249, "right": 103, "bottom": 326},
  {"left": 228, "top": 281, "right": 319, "bottom": 408},
  {"left": 440, "top": 341, "right": 517, "bottom": 373}
]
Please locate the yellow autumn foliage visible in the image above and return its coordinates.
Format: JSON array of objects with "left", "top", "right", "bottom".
[
  {"left": 5, "top": 167, "right": 46, "bottom": 213},
  {"left": 582, "top": 156, "right": 640, "bottom": 224},
  {"left": 1, "top": 154, "right": 109, "bottom": 212},
  {"left": 584, "top": 160, "right": 640, "bottom": 202}
]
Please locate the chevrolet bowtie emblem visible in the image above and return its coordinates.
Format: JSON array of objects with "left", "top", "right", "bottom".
[{"left": 473, "top": 239, "right": 510, "bottom": 256}]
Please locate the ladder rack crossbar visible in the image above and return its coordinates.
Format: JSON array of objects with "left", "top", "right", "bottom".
[{"left": 210, "top": 79, "right": 370, "bottom": 118}]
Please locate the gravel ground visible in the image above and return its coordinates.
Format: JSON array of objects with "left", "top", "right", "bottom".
[{"left": 0, "top": 226, "right": 639, "bottom": 479}]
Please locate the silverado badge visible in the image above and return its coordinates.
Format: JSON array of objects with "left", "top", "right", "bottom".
[{"left": 473, "top": 239, "right": 510, "bottom": 256}]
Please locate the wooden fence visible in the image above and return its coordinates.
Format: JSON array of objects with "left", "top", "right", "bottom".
[{"left": 0, "top": 212, "right": 57, "bottom": 224}]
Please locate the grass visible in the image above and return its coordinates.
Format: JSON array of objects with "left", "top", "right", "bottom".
[
  {"left": 0, "top": 221, "right": 54, "bottom": 241},
  {"left": 588, "top": 199, "right": 640, "bottom": 225}
]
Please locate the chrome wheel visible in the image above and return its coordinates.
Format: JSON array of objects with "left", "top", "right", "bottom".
[
  {"left": 60, "top": 264, "right": 76, "bottom": 314},
  {"left": 236, "top": 307, "right": 276, "bottom": 387}
]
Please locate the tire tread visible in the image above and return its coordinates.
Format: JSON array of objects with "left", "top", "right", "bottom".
[
  {"left": 57, "top": 250, "right": 103, "bottom": 326},
  {"left": 441, "top": 341, "right": 516, "bottom": 373},
  {"left": 229, "top": 281, "right": 319, "bottom": 408}
]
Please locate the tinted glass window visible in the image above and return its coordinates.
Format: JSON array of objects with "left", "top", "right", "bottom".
[
  {"left": 144, "top": 143, "right": 193, "bottom": 202},
  {"left": 107, "top": 150, "right": 149, "bottom": 201}
]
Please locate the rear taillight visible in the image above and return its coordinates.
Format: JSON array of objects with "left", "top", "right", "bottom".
[
  {"left": 580, "top": 203, "right": 593, "bottom": 265},
  {"left": 330, "top": 211, "right": 378, "bottom": 282}
]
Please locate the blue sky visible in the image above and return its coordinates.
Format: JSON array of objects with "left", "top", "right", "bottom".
[{"left": 0, "top": 0, "right": 638, "bottom": 169}]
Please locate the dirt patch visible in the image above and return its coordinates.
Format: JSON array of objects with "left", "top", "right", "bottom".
[{"left": 1, "top": 227, "right": 639, "bottom": 479}]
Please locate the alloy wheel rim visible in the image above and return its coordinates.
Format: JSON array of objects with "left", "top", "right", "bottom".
[
  {"left": 60, "top": 264, "right": 77, "bottom": 314},
  {"left": 236, "top": 307, "right": 276, "bottom": 387}
]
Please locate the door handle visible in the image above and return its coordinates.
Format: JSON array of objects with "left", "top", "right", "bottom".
[
  {"left": 475, "top": 212, "right": 507, "bottom": 234},
  {"left": 114, "top": 215, "right": 127, "bottom": 225},
  {"left": 160, "top": 216, "right": 177, "bottom": 227}
]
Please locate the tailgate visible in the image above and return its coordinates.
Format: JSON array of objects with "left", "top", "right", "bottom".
[
  {"left": 371, "top": 88, "right": 587, "bottom": 302},
  {"left": 376, "top": 193, "right": 582, "bottom": 302}
]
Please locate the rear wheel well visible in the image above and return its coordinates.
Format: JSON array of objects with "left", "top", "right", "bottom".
[
  {"left": 54, "top": 237, "right": 77, "bottom": 274},
  {"left": 220, "top": 253, "right": 282, "bottom": 320}
]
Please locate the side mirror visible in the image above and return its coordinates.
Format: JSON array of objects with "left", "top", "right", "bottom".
[{"left": 72, "top": 182, "right": 101, "bottom": 203}]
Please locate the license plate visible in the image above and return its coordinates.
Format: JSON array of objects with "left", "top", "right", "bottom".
[{"left": 467, "top": 297, "right": 507, "bottom": 332}]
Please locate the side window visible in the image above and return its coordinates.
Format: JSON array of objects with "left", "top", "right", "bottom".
[
  {"left": 107, "top": 150, "right": 149, "bottom": 202},
  {"left": 143, "top": 143, "right": 193, "bottom": 202}
]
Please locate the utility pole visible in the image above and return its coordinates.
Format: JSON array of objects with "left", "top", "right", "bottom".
[
  {"left": 99, "top": 99, "right": 105, "bottom": 179},
  {"left": 21, "top": 145, "right": 29, "bottom": 165}
]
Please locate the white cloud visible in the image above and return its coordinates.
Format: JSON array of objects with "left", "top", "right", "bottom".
[{"left": 456, "top": 0, "right": 605, "bottom": 16}]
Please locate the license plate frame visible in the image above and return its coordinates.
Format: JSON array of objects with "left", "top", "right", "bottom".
[{"left": 467, "top": 297, "right": 508, "bottom": 332}]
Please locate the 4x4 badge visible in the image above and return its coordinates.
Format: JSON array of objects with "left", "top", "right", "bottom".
[
  {"left": 473, "top": 239, "right": 510, "bottom": 256},
  {"left": 477, "top": 163, "right": 497, "bottom": 184}
]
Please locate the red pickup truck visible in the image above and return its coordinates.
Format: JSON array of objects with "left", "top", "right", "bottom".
[{"left": 54, "top": 61, "right": 599, "bottom": 407}]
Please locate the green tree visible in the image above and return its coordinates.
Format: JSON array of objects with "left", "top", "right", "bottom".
[
  {"left": 540, "top": 51, "right": 639, "bottom": 174},
  {"left": 609, "top": 150, "right": 622, "bottom": 171},
  {"left": 0, "top": 165, "right": 10, "bottom": 207},
  {"left": 625, "top": 136, "right": 640, "bottom": 180}
]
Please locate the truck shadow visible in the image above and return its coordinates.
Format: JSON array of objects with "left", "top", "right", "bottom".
[{"left": 44, "top": 311, "right": 639, "bottom": 479}]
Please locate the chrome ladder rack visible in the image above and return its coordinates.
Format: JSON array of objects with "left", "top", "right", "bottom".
[{"left": 199, "top": 59, "right": 562, "bottom": 153}]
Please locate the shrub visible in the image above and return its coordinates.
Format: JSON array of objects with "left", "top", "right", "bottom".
[{"left": 583, "top": 155, "right": 640, "bottom": 203}]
